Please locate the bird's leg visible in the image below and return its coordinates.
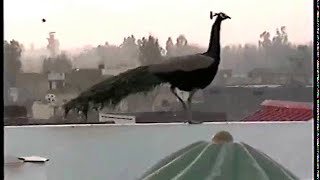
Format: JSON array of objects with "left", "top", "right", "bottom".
[
  {"left": 187, "top": 89, "right": 201, "bottom": 124},
  {"left": 170, "top": 86, "right": 188, "bottom": 123},
  {"left": 170, "top": 86, "right": 187, "bottom": 110}
]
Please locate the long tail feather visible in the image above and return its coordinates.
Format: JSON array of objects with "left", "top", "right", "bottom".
[{"left": 64, "top": 66, "right": 165, "bottom": 117}]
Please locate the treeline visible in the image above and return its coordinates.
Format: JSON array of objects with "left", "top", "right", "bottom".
[
  {"left": 72, "top": 34, "right": 204, "bottom": 69},
  {"left": 4, "top": 26, "right": 313, "bottom": 84},
  {"left": 221, "top": 26, "right": 312, "bottom": 77}
]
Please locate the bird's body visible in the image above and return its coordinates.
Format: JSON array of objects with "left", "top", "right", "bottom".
[
  {"left": 151, "top": 54, "right": 219, "bottom": 91},
  {"left": 64, "top": 12, "right": 231, "bottom": 124}
]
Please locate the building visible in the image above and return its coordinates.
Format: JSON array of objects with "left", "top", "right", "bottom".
[
  {"left": 247, "top": 68, "right": 310, "bottom": 85},
  {"left": 48, "top": 72, "right": 66, "bottom": 90},
  {"left": 31, "top": 101, "right": 55, "bottom": 120},
  {"left": 12, "top": 69, "right": 106, "bottom": 122},
  {"left": 4, "top": 105, "right": 29, "bottom": 125},
  {"left": 14, "top": 73, "right": 49, "bottom": 115},
  {"left": 214, "top": 69, "right": 233, "bottom": 85},
  {"left": 193, "top": 86, "right": 313, "bottom": 121},
  {"left": 247, "top": 68, "right": 288, "bottom": 84},
  {"left": 15, "top": 73, "right": 48, "bottom": 103},
  {"left": 47, "top": 32, "right": 60, "bottom": 57},
  {"left": 65, "top": 68, "right": 106, "bottom": 93},
  {"left": 242, "top": 99, "right": 313, "bottom": 121}
]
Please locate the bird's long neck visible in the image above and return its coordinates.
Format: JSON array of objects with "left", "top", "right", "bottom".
[{"left": 204, "top": 18, "right": 222, "bottom": 60}]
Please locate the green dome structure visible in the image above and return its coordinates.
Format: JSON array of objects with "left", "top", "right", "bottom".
[{"left": 139, "top": 131, "right": 298, "bottom": 180}]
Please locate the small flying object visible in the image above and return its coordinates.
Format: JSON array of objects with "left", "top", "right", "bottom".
[{"left": 42, "top": 18, "right": 46, "bottom": 23}]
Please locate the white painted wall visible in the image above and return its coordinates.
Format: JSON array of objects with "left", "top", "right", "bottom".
[
  {"left": 48, "top": 73, "right": 65, "bottom": 81},
  {"left": 31, "top": 102, "right": 55, "bottom": 120},
  {"left": 4, "top": 122, "right": 313, "bottom": 180}
]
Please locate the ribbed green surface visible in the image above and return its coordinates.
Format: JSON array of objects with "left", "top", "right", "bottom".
[{"left": 139, "top": 141, "right": 299, "bottom": 180}]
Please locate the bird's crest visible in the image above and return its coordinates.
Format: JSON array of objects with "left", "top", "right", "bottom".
[{"left": 210, "top": 12, "right": 231, "bottom": 20}]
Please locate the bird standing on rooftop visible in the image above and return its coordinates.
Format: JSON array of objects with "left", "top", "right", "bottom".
[{"left": 64, "top": 12, "right": 231, "bottom": 124}]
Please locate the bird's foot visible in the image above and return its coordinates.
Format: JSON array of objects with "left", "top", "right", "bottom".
[{"left": 188, "top": 120, "right": 202, "bottom": 124}]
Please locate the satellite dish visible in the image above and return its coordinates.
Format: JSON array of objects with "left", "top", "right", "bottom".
[{"left": 45, "top": 93, "right": 57, "bottom": 104}]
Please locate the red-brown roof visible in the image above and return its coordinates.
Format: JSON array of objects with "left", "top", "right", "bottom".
[{"left": 243, "top": 100, "right": 313, "bottom": 121}]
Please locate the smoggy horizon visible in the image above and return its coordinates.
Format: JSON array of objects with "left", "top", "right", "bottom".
[{"left": 4, "top": 0, "right": 313, "bottom": 50}]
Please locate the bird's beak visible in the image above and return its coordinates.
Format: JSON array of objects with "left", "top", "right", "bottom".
[{"left": 226, "top": 16, "right": 231, "bottom": 19}]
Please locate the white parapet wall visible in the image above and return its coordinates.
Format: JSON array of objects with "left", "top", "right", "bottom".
[{"left": 4, "top": 121, "right": 313, "bottom": 180}]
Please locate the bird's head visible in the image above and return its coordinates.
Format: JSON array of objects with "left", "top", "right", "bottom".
[{"left": 210, "top": 12, "right": 231, "bottom": 20}]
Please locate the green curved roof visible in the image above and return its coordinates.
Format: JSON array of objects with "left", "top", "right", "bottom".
[{"left": 140, "top": 141, "right": 298, "bottom": 180}]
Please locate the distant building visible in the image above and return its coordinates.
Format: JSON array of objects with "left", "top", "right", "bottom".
[
  {"left": 204, "top": 86, "right": 313, "bottom": 120},
  {"left": 48, "top": 72, "right": 66, "bottom": 90},
  {"left": 65, "top": 68, "right": 106, "bottom": 93},
  {"left": 247, "top": 68, "right": 288, "bottom": 84},
  {"left": 47, "top": 32, "right": 60, "bottom": 57},
  {"left": 46, "top": 87, "right": 78, "bottom": 107},
  {"left": 4, "top": 105, "right": 28, "bottom": 125},
  {"left": 242, "top": 100, "right": 313, "bottom": 121},
  {"left": 247, "top": 68, "right": 309, "bottom": 85},
  {"left": 14, "top": 73, "right": 49, "bottom": 116},
  {"left": 8, "top": 88, "right": 19, "bottom": 103},
  {"left": 214, "top": 69, "right": 233, "bottom": 85},
  {"left": 32, "top": 101, "right": 55, "bottom": 120}
]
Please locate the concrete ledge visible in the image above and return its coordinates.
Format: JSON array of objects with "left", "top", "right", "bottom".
[{"left": 5, "top": 121, "right": 313, "bottom": 180}]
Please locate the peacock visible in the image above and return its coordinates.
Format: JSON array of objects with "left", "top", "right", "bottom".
[{"left": 64, "top": 12, "right": 231, "bottom": 124}]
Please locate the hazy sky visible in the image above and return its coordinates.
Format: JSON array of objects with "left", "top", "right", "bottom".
[{"left": 4, "top": 0, "right": 313, "bottom": 50}]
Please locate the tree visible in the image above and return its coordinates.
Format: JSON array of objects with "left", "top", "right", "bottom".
[
  {"left": 47, "top": 32, "right": 60, "bottom": 57},
  {"left": 280, "top": 26, "right": 288, "bottom": 44},
  {"left": 42, "top": 52, "right": 72, "bottom": 73},
  {"left": 165, "top": 37, "right": 174, "bottom": 54},
  {"left": 258, "top": 31, "right": 272, "bottom": 48},
  {"left": 4, "top": 40, "right": 22, "bottom": 87},
  {"left": 166, "top": 35, "right": 204, "bottom": 57},
  {"left": 138, "top": 35, "right": 163, "bottom": 65},
  {"left": 73, "top": 38, "right": 139, "bottom": 70},
  {"left": 120, "top": 35, "right": 139, "bottom": 66},
  {"left": 288, "top": 45, "right": 313, "bottom": 84},
  {"left": 176, "top": 34, "right": 188, "bottom": 47}
]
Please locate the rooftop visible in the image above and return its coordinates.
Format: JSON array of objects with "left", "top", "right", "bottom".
[{"left": 243, "top": 100, "right": 313, "bottom": 121}]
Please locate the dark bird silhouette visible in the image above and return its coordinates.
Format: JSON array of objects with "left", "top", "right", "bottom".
[
  {"left": 64, "top": 12, "right": 231, "bottom": 124},
  {"left": 42, "top": 18, "right": 46, "bottom": 23}
]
